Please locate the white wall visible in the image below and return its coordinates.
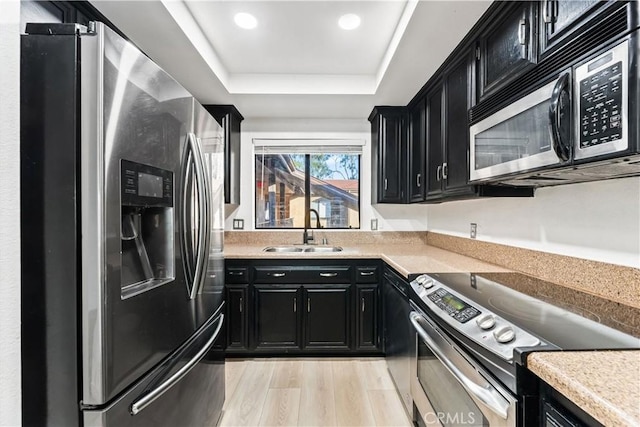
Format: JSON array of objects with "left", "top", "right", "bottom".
[
  {"left": 428, "top": 177, "right": 640, "bottom": 268},
  {"left": 224, "top": 117, "right": 429, "bottom": 232},
  {"left": 0, "top": 1, "right": 22, "bottom": 425}
]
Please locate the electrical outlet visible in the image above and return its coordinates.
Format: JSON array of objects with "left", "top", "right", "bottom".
[
  {"left": 371, "top": 218, "right": 378, "bottom": 231},
  {"left": 233, "top": 219, "right": 245, "bottom": 230},
  {"left": 470, "top": 223, "right": 477, "bottom": 239}
]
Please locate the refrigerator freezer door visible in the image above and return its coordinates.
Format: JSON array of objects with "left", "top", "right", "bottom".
[{"left": 84, "top": 310, "right": 225, "bottom": 427}]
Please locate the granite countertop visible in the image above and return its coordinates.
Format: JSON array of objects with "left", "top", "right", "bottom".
[
  {"left": 224, "top": 242, "right": 510, "bottom": 277},
  {"left": 528, "top": 351, "right": 640, "bottom": 426}
]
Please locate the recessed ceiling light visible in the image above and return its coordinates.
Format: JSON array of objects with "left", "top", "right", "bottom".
[
  {"left": 338, "top": 13, "right": 361, "bottom": 30},
  {"left": 234, "top": 12, "right": 257, "bottom": 30}
]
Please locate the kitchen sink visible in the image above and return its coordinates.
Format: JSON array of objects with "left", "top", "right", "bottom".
[{"left": 263, "top": 245, "right": 343, "bottom": 253}]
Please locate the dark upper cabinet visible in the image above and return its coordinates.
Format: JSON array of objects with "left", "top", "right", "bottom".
[
  {"left": 477, "top": 1, "right": 537, "bottom": 101},
  {"left": 226, "top": 286, "right": 249, "bottom": 350},
  {"left": 203, "top": 105, "right": 244, "bottom": 205},
  {"left": 425, "top": 85, "right": 444, "bottom": 200},
  {"left": 426, "top": 52, "right": 476, "bottom": 201},
  {"left": 304, "top": 285, "right": 350, "bottom": 350},
  {"left": 539, "top": 0, "right": 606, "bottom": 57},
  {"left": 407, "top": 99, "right": 426, "bottom": 203},
  {"left": 443, "top": 54, "right": 475, "bottom": 195},
  {"left": 369, "top": 107, "right": 406, "bottom": 203},
  {"left": 254, "top": 286, "right": 300, "bottom": 350}
]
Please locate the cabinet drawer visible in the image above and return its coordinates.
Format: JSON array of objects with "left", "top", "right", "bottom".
[
  {"left": 225, "top": 267, "right": 249, "bottom": 284},
  {"left": 254, "top": 266, "right": 351, "bottom": 284},
  {"left": 355, "top": 266, "right": 379, "bottom": 283}
]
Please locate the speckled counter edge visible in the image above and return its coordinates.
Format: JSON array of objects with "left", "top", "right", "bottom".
[
  {"left": 527, "top": 351, "right": 640, "bottom": 427},
  {"left": 426, "top": 232, "right": 640, "bottom": 309}
]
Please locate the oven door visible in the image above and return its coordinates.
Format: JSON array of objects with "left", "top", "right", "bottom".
[
  {"left": 469, "top": 73, "right": 572, "bottom": 183},
  {"left": 409, "top": 310, "right": 517, "bottom": 427}
]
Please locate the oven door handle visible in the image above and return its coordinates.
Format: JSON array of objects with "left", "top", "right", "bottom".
[{"left": 410, "top": 311, "right": 510, "bottom": 420}]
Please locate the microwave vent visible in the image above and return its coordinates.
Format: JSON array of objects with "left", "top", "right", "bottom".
[{"left": 470, "top": 4, "right": 630, "bottom": 124}]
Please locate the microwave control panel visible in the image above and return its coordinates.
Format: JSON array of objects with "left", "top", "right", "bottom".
[
  {"left": 574, "top": 39, "right": 628, "bottom": 159},
  {"left": 579, "top": 60, "right": 623, "bottom": 148}
]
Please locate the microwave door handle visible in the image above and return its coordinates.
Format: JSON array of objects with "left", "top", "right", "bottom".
[
  {"left": 549, "top": 72, "right": 572, "bottom": 161},
  {"left": 409, "top": 312, "right": 510, "bottom": 420}
]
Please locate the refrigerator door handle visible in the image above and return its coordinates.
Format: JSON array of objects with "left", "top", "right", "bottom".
[
  {"left": 180, "top": 144, "right": 196, "bottom": 286},
  {"left": 190, "top": 135, "right": 211, "bottom": 299},
  {"left": 130, "top": 313, "right": 224, "bottom": 415}
]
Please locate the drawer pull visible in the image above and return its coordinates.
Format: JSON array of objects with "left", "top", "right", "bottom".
[
  {"left": 319, "top": 272, "right": 338, "bottom": 277},
  {"left": 269, "top": 272, "right": 286, "bottom": 277},
  {"left": 228, "top": 271, "right": 244, "bottom": 276},
  {"left": 359, "top": 271, "right": 375, "bottom": 276}
]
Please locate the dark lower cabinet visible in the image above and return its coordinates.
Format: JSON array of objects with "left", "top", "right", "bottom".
[
  {"left": 225, "top": 259, "right": 381, "bottom": 355},
  {"left": 226, "top": 286, "right": 249, "bottom": 350},
  {"left": 356, "top": 285, "right": 379, "bottom": 351},
  {"left": 304, "top": 285, "right": 350, "bottom": 350},
  {"left": 254, "top": 286, "right": 300, "bottom": 350}
]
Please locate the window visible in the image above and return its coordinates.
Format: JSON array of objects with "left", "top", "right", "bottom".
[{"left": 254, "top": 142, "right": 361, "bottom": 229}]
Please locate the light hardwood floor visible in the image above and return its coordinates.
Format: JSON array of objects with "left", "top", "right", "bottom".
[{"left": 219, "top": 358, "right": 413, "bottom": 427}]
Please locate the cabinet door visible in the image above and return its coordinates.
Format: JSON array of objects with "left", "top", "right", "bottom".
[
  {"left": 380, "top": 113, "right": 405, "bottom": 203},
  {"left": 426, "top": 85, "right": 444, "bottom": 199},
  {"left": 357, "top": 285, "right": 379, "bottom": 351},
  {"left": 540, "top": 0, "right": 601, "bottom": 55},
  {"left": 478, "top": 2, "right": 536, "bottom": 100},
  {"left": 254, "top": 286, "right": 300, "bottom": 350},
  {"left": 444, "top": 54, "right": 474, "bottom": 195},
  {"left": 226, "top": 286, "right": 248, "bottom": 350},
  {"left": 304, "top": 286, "right": 350, "bottom": 350},
  {"left": 408, "top": 100, "right": 426, "bottom": 203}
]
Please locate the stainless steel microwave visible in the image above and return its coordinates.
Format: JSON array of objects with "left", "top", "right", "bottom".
[{"left": 470, "top": 36, "right": 639, "bottom": 185}]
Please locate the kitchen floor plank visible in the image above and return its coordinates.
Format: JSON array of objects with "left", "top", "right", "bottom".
[
  {"left": 219, "top": 360, "right": 275, "bottom": 427},
  {"left": 259, "top": 388, "right": 301, "bottom": 427},
  {"left": 224, "top": 358, "right": 248, "bottom": 407},
  {"left": 221, "top": 358, "right": 409, "bottom": 427},
  {"left": 270, "top": 359, "right": 304, "bottom": 389},
  {"left": 332, "top": 360, "right": 377, "bottom": 426},
  {"left": 298, "top": 360, "right": 337, "bottom": 426},
  {"left": 368, "top": 389, "right": 413, "bottom": 427}
]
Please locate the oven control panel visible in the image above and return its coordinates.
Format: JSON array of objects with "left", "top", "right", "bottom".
[
  {"left": 410, "top": 274, "right": 541, "bottom": 361},
  {"left": 427, "top": 288, "right": 480, "bottom": 323}
]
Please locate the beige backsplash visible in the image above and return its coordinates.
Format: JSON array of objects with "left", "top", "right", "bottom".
[{"left": 224, "top": 230, "right": 640, "bottom": 309}]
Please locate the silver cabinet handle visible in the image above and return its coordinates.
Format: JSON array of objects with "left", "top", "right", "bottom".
[
  {"left": 416, "top": 173, "right": 421, "bottom": 188},
  {"left": 442, "top": 162, "right": 448, "bottom": 180},
  {"left": 518, "top": 19, "right": 527, "bottom": 46},
  {"left": 360, "top": 271, "right": 375, "bottom": 276},
  {"left": 229, "top": 271, "right": 244, "bottom": 276},
  {"left": 239, "top": 297, "right": 243, "bottom": 313},
  {"left": 543, "top": 0, "right": 552, "bottom": 23},
  {"left": 361, "top": 297, "right": 365, "bottom": 312},
  {"left": 307, "top": 298, "right": 311, "bottom": 313},
  {"left": 436, "top": 165, "right": 442, "bottom": 182},
  {"left": 269, "top": 272, "right": 286, "bottom": 277},
  {"left": 384, "top": 178, "right": 388, "bottom": 191},
  {"left": 293, "top": 297, "right": 296, "bottom": 313},
  {"left": 131, "top": 314, "right": 224, "bottom": 415},
  {"left": 409, "top": 312, "right": 510, "bottom": 419},
  {"left": 319, "top": 272, "right": 338, "bottom": 277}
]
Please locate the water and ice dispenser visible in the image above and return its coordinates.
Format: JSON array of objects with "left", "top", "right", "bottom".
[{"left": 120, "top": 159, "right": 174, "bottom": 298}]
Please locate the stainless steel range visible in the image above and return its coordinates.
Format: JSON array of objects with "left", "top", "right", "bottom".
[{"left": 407, "top": 273, "right": 640, "bottom": 427}]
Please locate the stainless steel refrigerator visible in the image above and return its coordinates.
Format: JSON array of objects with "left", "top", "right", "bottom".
[{"left": 21, "top": 22, "right": 225, "bottom": 426}]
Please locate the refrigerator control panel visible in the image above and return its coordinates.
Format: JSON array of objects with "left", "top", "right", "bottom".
[{"left": 121, "top": 159, "right": 173, "bottom": 207}]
